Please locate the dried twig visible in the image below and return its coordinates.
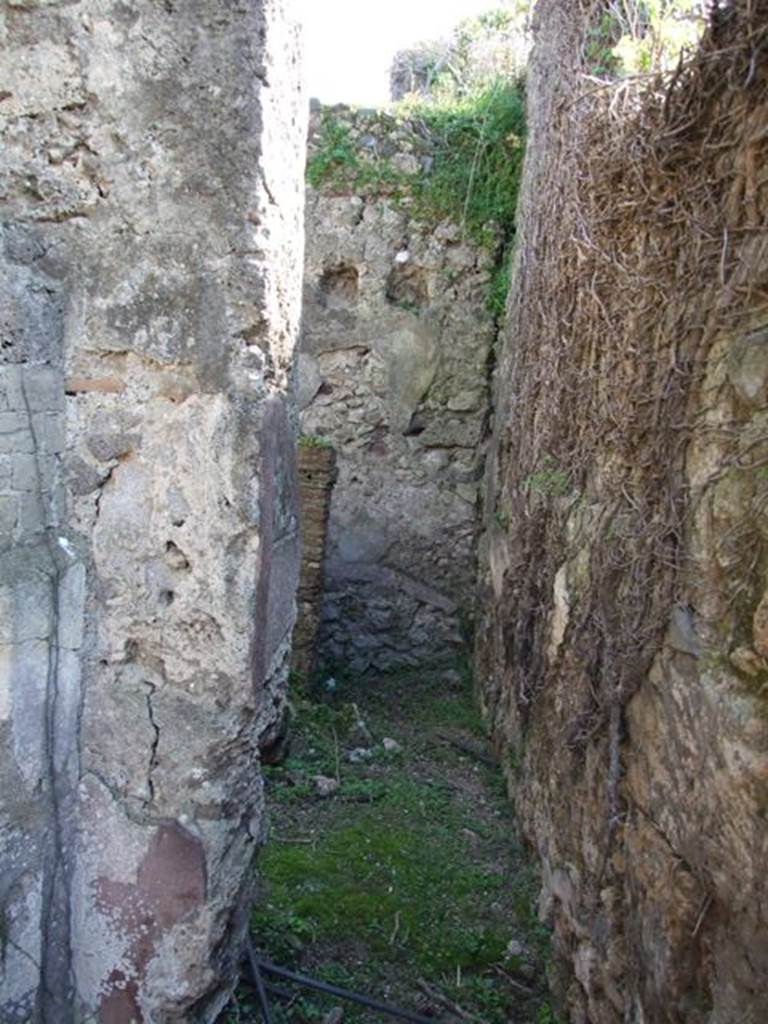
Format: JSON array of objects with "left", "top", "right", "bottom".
[
  {"left": 416, "top": 979, "right": 486, "bottom": 1024},
  {"left": 493, "top": 965, "right": 535, "bottom": 995},
  {"left": 437, "top": 732, "right": 499, "bottom": 768},
  {"left": 480, "top": 0, "right": 768, "bottom": 933}
]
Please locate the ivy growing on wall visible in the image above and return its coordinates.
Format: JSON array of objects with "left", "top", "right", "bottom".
[{"left": 409, "top": 81, "right": 526, "bottom": 251}]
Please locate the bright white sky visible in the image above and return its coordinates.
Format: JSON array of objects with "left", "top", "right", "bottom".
[{"left": 295, "top": 0, "right": 502, "bottom": 106}]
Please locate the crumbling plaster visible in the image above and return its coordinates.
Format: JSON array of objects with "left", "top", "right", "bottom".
[{"left": 1, "top": 2, "right": 305, "bottom": 1020}]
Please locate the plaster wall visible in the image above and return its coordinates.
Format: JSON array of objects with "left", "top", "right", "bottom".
[{"left": 0, "top": 2, "right": 305, "bottom": 1019}]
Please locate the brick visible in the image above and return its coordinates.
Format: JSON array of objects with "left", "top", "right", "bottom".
[{"left": 64, "top": 376, "right": 126, "bottom": 395}]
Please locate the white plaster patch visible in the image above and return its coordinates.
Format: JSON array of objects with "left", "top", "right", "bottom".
[
  {"left": 58, "top": 535, "right": 76, "bottom": 559},
  {"left": 86, "top": 20, "right": 130, "bottom": 98},
  {"left": 547, "top": 563, "right": 570, "bottom": 664},
  {"left": 1, "top": 42, "right": 84, "bottom": 116}
]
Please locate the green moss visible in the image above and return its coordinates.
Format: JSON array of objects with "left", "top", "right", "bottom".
[
  {"left": 297, "top": 433, "right": 334, "bottom": 449},
  {"left": 254, "top": 779, "right": 509, "bottom": 974},
  {"left": 535, "top": 1004, "right": 562, "bottom": 1024},
  {"left": 306, "top": 118, "right": 359, "bottom": 189},
  {"left": 523, "top": 455, "right": 572, "bottom": 499},
  {"left": 487, "top": 245, "right": 514, "bottom": 318},
  {"left": 407, "top": 82, "right": 526, "bottom": 252},
  {"left": 306, "top": 115, "right": 409, "bottom": 195}
]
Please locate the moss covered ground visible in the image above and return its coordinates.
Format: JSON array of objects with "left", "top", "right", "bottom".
[{"left": 221, "top": 668, "right": 554, "bottom": 1023}]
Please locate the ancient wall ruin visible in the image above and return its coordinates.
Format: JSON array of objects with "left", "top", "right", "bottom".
[
  {"left": 475, "top": 2, "right": 768, "bottom": 1022},
  {"left": 298, "top": 105, "right": 498, "bottom": 673},
  {"left": 0, "top": 2, "right": 305, "bottom": 1020}
]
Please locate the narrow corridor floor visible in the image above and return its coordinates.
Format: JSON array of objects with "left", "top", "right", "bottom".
[{"left": 224, "top": 668, "right": 554, "bottom": 1024}]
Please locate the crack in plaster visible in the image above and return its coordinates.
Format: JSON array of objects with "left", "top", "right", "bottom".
[
  {"left": 143, "top": 681, "right": 161, "bottom": 806},
  {"left": 82, "top": 768, "right": 168, "bottom": 830}
]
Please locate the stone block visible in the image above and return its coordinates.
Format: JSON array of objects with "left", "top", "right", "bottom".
[
  {"left": 0, "top": 495, "right": 18, "bottom": 536},
  {"left": 728, "top": 327, "right": 768, "bottom": 407},
  {"left": 31, "top": 413, "right": 64, "bottom": 454},
  {"left": 447, "top": 388, "right": 482, "bottom": 411},
  {"left": 16, "top": 492, "right": 46, "bottom": 537},
  {"left": 0, "top": 262, "right": 65, "bottom": 364},
  {"left": 10, "top": 454, "right": 36, "bottom": 493},
  {"left": 0, "top": 864, "right": 44, "bottom": 1019},
  {"left": 0, "top": 412, "right": 28, "bottom": 435},
  {"left": 52, "top": 647, "right": 81, "bottom": 778},
  {"left": 86, "top": 430, "right": 139, "bottom": 462},
  {"left": 1, "top": 42, "right": 85, "bottom": 118},
  {"left": 64, "top": 454, "right": 108, "bottom": 496},
  {"left": 3, "top": 580, "right": 52, "bottom": 645},
  {"left": 297, "top": 352, "right": 323, "bottom": 409},
  {"left": 9, "top": 639, "right": 50, "bottom": 787},
  {"left": 0, "top": 367, "right": 25, "bottom": 412},
  {"left": 23, "top": 366, "right": 64, "bottom": 413},
  {"left": 0, "top": 431, "right": 34, "bottom": 456},
  {"left": 57, "top": 563, "right": 85, "bottom": 652}
]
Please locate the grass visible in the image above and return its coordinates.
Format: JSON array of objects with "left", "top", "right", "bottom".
[
  {"left": 408, "top": 82, "right": 526, "bottom": 251},
  {"left": 223, "top": 668, "right": 555, "bottom": 1024},
  {"left": 255, "top": 779, "right": 508, "bottom": 974}
]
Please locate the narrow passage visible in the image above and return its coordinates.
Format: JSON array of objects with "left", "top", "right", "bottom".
[{"left": 224, "top": 668, "right": 553, "bottom": 1024}]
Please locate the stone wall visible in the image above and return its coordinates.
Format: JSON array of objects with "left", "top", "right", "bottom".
[
  {"left": 0, "top": 2, "right": 305, "bottom": 1021},
  {"left": 475, "top": 3, "right": 768, "bottom": 1023},
  {"left": 299, "top": 106, "right": 498, "bottom": 673}
]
